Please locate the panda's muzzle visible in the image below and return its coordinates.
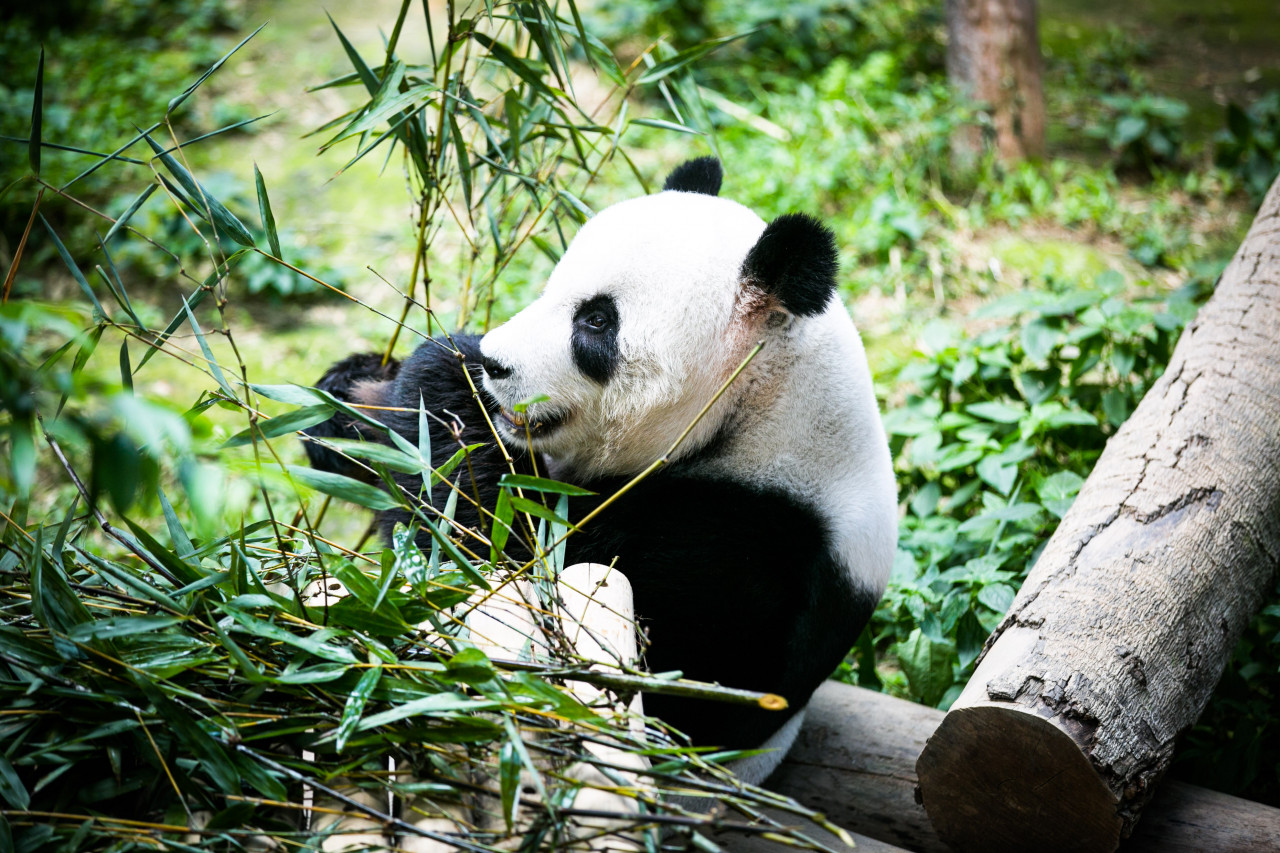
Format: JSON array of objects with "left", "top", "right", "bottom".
[
  {"left": 479, "top": 351, "right": 569, "bottom": 437},
  {"left": 497, "top": 406, "right": 569, "bottom": 437}
]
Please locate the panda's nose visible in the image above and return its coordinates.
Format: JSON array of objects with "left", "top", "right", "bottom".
[{"left": 481, "top": 355, "right": 513, "bottom": 380}]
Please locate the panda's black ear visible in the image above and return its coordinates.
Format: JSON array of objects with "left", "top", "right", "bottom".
[
  {"left": 740, "top": 213, "right": 838, "bottom": 317},
  {"left": 662, "top": 157, "right": 722, "bottom": 196}
]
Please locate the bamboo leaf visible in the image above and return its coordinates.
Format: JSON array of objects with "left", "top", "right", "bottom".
[
  {"left": 418, "top": 394, "right": 432, "bottom": 472},
  {"left": 39, "top": 214, "right": 105, "bottom": 320},
  {"left": 309, "top": 436, "right": 424, "bottom": 474},
  {"left": 271, "top": 664, "right": 349, "bottom": 684},
  {"left": 472, "top": 33, "right": 564, "bottom": 102},
  {"left": 333, "top": 562, "right": 406, "bottom": 626},
  {"left": 95, "top": 234, "right": 143, "bottom": 327},
  {"left": 167, "top": 23, "right": 266, "bottom": 115},
  {"left": 249, "top": 382, "right": 328, "bottom": 407},
  {"left": 60, "top": 123, "right": 158, "bottom": 190},
  {"left": 58, "top": 325, "right": 103, "bottom": 415},
  {"left": 31, "top": 537, "right": 93, "bottom": 659},
  {"left": 119, "top": 339, "right": 132, "bottom": 391},
  {"left": 252, "top": 383, "right": 385, "bottom": 429},
  {"left": 181, "top": 294, "right": 235, "bottom": 398},
  {"left": 133, "top": 677, "right": 241, "bottom": 794},
  {"left": 157, "top": 486, "right": 196, "bottom": 559},
  {"left": 432, "top": 443, "right": 484, "bottom": 487},
  {"left": 233, "top": 752, "right": 288, "bottom": 801},
  {"left": 222, "top": 404, "right": 336, "bottom": 448},
  {"left": 82, "top": 552, "right": 185, "bottom": 613},
  {"left": 508, "top": 495, "right": 576, "bottom": 529},
  {"left": 325, "top": 82, "right": 437, "bottom": 147},
  {"left": 69, "top": 615, "right": 185, "bottom": 641},
  {"left": 142, "top": 132, "right": 256, "bottom": 248},
  {"left": 50, "top": 497, "right": 79, "bottom": 563},
  {"left": 635, "top": 32, "right": 750, "bottom": 85},
  {"left": 497, "top": 474, "right": 594, "bottom": 496},
  {"left": 448, "top": 105, "right": 472, "bottom": 208},
  {"left": 490, "top": 489, "right": 513, "bottom": 559},
  {"left": 0, "top": 754, "right": 30, "bottom": 810},
  {"left": 207, "top": 614, "right": 266, "bottom": 682},
  {"left": 335, "top": 665, "right": 382, "bottom": 750},
  {"left": 8, "top": 423, "right": 34, "bottom": 499},
  {"left": 253, "top": 164, "right": 282, "bottom": 260},
  {"left": 499, "top": 740, "right": 519, "bottom": 831},
  {"left": 501, "top": 713, "right": 546, "bottom": 803},
  {"left": 120, "top": 517, "right": 204, "bottom": 585},
  {"left": 628, "top": 117, "right": 702, "bottom": 135},
  {"left": 415, "top": 512, "right": 489, "bottom": 590},
  {"left": 328, "top": 13, "right": 381, "bottom": 94},
  {"left": 136, "top": 277, "right": 211, "bottom": 370},
  {"left": 28, "top": 48, "right": 42, "bottom": 175},
  {"left": 285, "top": 464, "right": 401, "bottom": 511},
  {"left": 355, "top": 692, "right": 499, "bottom": 730},
  {"left": 221, "top": 604, "right": 358, "bottom": 663},
  {"left": 550, "top": 493, "right": 569, "bottom": 571}
]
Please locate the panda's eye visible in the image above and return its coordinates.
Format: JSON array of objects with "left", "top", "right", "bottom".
[
  {"left": 572, "top": 294, "right": 620, "bottom": 383},
  {"left": 574, "top": 296, "right": 617, "bottom": 334}
]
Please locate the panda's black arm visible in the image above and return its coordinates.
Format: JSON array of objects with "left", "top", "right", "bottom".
[
  {"left": 369, "top": 336, "right": 538, "bottom": 551},
  {"left": 299, "top": 337, "right": 536, "bottom": 553},
  {"left": 301, "top": 352, "right": 400, "bottom": 481}
]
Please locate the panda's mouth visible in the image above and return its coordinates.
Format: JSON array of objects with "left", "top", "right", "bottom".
[{"left": 497, "top": 406, "right": 570, "bottom": 438}]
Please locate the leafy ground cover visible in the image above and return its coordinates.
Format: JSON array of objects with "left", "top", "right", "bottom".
[{"left": 2, "top": 0, "right": 1279, "bottom": 846}]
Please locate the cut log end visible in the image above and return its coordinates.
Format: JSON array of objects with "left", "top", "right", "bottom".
[{"left": 916, "top": 704, "right": 1122, "bottom": 853}]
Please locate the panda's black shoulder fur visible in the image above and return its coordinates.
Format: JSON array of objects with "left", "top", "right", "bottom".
[{"left": 305, "top": 336, "right": 873, "bottom": 749}]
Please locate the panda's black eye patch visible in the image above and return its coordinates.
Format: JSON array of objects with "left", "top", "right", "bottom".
[{"left": 572, "top": 294, "right": 620, "bottom": 383}]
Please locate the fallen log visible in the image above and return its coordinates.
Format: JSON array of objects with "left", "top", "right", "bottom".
[
  {"left": 736, "top": 681, "right": 1280, "bottom": 852},
  {"left": 913, "top": 175, "right": 1280, "bottom": 851}
]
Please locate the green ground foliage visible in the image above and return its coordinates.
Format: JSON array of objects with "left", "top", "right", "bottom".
[{"left": 2, "top": 0, "right": 1280, "bottom": 845}]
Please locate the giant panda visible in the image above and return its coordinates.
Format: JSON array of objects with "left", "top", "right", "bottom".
[{"left": 304, "top": 157, "right": 897, "bottom": 783}]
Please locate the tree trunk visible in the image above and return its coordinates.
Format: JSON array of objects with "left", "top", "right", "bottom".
[
  {"left": 733, "top": 682, "right": 1280, "bottom": 853},
  {"left": 914, "top": 176, "right": 1280, "bottom": 852},
  {"left": 946, "top": 0, "right": 1046, "bottom": 162}
]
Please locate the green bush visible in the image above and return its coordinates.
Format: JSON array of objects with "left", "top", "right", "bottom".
[
  {"left": 1088, "top": 92, "right": 1190, "bottom": 174},
  {"left": 0, "top": 0, "right": 240, "bottom": 253},
  {"left": 1216, "top": 91, "right": 1280, "bottom": 203},
  {"left": 1176, "top": 579, "right": 1280, "bottom": 804},
  {"left": 590, "top": 0, "right": 944, "bottom": 96},
  {"left": 856, "top": 268, "right": 1212, "bottom": 707}
]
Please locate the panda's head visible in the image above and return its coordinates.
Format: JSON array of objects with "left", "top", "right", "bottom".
[{"left": 479, "top": 157, "right": 840, "bottom": 477}]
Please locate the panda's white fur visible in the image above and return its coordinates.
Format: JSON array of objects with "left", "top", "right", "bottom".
[
  {"left": 304, "top": 158, "right": 897, "bottom": 786},
  {"left": 481, "top": 188, "right": 897, "bottom": 600}
]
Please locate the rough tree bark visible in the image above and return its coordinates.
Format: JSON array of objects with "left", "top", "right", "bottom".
[
  {"left": 946, "top": 0, "right": 1046, "bottom": 162},
  {"left": 914, "top": 176, "right": 1280, "bottom": 852}
]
